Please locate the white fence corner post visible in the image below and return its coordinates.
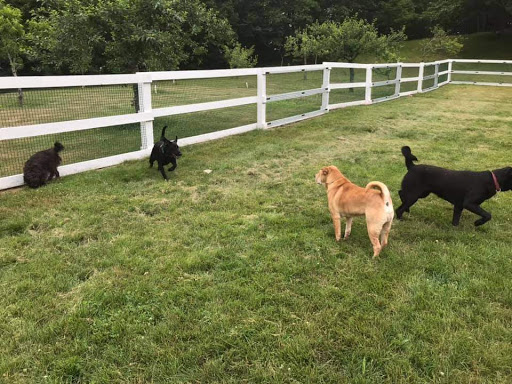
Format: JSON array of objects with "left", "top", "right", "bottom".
[
  {"left": 321, "top": 65, "right": 331, "bottom": 111},
  {"left": 417, "top": 62, "right": 425, "bottom": 93},
  {"left": 257, "top": 69, "right": 267, "bottom": 129},
  {"left": 137, "top": 73, "right": 154, "bottom": 151},
  {"left": 395, "top": 63, "right": 403, "bottom": 97},
  {"left": 365, "top": 66, "right": 373, "bottom": 104},
  {"left": 447, "top": 59, "right": 453, "bottom": 83}
]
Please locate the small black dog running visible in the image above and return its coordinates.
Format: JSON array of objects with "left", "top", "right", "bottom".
[
  {"left": 396, "top": 146, "right": 512, "bottom": 226},
  {"left": 149, "top": 126, "right": 182, "bottom": 180}
]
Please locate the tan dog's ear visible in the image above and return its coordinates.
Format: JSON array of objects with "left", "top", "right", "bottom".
[{"left": 322, "top": 168, "right": 329, "bottom": 175}]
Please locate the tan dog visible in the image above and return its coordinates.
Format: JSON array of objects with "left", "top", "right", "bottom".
[{"left": 315, "top": 165, "right": 394, "bottom": 258}]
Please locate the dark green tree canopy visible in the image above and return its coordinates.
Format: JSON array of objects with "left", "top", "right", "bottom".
[
  {"left": 23, "top": 0, "right": 236, "bottom": 74},
  {"left": 1, "top": 0, "right": 511, "bottom": 74}
]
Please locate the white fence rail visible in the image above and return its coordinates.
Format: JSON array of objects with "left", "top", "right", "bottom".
[{"left": 0, "top": 58, "right": 510, "bottom": 190}]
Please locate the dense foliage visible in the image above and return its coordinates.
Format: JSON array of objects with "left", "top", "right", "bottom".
[
  {"left": 0, "top": 0, "right": 511, "bottom": 74},
  {"left": 205, "top": 0, "right": 512, "bottom": 63}
]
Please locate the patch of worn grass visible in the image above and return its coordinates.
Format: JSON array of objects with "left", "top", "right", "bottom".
[{"left": 0, "top": 85, "right": 511, "bottom": 383}]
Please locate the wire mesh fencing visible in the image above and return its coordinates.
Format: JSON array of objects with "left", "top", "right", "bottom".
[
  {"left": 152, "top": 76, "right": 257, "bottom": 108},
  {"left": 153, "top": 104, "right": 257, "bottom": 142},
  {"left": 0, "top": 83, "right": 142, "bottom": 178},
  {"left": 265, "top": 70, "right": 324, "bottom": 125},
  {"left": 399, "top": 66, "right": 420, "bottom": 94},
  {"left": 451, "top": 61, "right": 512, "bottom": 84},
  {"left": 0, "top": 85, "right": 136, "bottom": 128},
  {"left": 0, "top": 59, "right": 510, "bottom": 189},
  {"left": 0, "top": 124, "right": 141, "bottom": 178}
]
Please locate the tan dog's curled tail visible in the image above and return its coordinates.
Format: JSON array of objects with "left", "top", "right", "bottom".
[{"left": 366, "top": 182, "right": 394, "bottom": 217}]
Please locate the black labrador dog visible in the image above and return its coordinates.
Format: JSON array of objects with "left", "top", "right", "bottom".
[
  {"left": 149, "top": 126, "right": 182, "bottom": 180},
  {"left": 23, "top": 142, "right": 64, "bottom": 188},
  {"left": 396, "top": 146, "right": 512, "bottom": 226}
]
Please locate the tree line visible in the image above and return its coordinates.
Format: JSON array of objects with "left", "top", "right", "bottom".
[{"left": 1, "top": 0, "right": 510, "bottom": 77}]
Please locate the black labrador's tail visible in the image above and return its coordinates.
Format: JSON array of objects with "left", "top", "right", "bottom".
[
  {"left": 401, "top": 146, "right": 418, "bottom": 170},
  {"left": 160, "top": 125, "right": 168, "bottom": 140}
]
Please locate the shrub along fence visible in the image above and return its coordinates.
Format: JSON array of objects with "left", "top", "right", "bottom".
[{"left": 0, "top": 59, "right": 510, "bottom": 190}]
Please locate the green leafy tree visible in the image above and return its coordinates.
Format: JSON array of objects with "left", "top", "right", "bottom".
[
  {"left": 323, "top": 18, "right": 378, "bottom": 64},
  {"left": 284, "top": 31, "right": 313, "bottom": 79},
  {"left": 325, "top": 18, "right": 408, "bottom": 86},
  {"left": 101, "top": 0, "right": 235, "bottom": 110},
  {"left": 224, "top": 43, "right": 258, "bottom": 68},
  {"left": 284, "top": 32, "right": 314, "bottom": 67},
  {"left": 3, "top": 0, "right": 40, "bottom": 20},
  {"left": 0, "top": 0, "right": 26, "bottom": 105},
  {"left": 285, "top": 18, "right": 407, "bottom": 89},
  {"left": 27, "top": 0, "right": 235, "bottom": 74},
  {"left": 420, "top": 25, "right": 464, "bottom": 60},
  {"left": 318, "top": 18, "right": 377, "bottom": 89},
  {"left": 206, "top": 0, "right": 320, "bottom": 65},
  {"left": 26, "top": 0, "right": 236, "bottom": 110},
  {"left": 374, "top": 0, "right": 417, "bottom": 33},
  {"left": 284, "top": 22, "right": 331, "bottom": 79},
  {"left": 100, "top": 0, "right": 235, "bottom": 73},
  {"left": 422, "top": 0, "right": 465, "bottom": 31},
  {"left": 374, "top": 27, "right": 408, "bottom": 79},
  {"left": 284, "top": 22, "right": 330, "bottom": 66},
  {"left": 26, "top": 0, "right": 103, "bottom": 75}
]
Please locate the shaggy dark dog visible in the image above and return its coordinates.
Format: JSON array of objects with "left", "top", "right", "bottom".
[
  {"left": 23, "top": 142, "right": 64, "bottom": 188},
  {"left": 396, "top": 146, "right": 512, "bottom": 226},
  {"left": 149, "top": 126, "right": 182, "bottom": 180}
]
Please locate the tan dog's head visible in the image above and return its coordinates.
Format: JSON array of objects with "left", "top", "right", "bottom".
[{"left": 315, "top": 165, "right": 340, "bottom": 185}]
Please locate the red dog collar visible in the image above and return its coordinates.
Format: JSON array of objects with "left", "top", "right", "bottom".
[{"left": 491, "top": 171, "right": 501, "bottom": 192}]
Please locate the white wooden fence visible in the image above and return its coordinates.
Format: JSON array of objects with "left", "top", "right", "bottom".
[{"left": 0, "top": 58, "right": 510, "bottom": 190}]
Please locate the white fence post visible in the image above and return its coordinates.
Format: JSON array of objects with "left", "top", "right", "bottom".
[
  {"left": 322, "top": 65, "right": 331, "bottom": 111},
  {"left": 257, "top": 69, "right": 267, "bottom": 129},
  {"left": 447, "top": 59, "right": 453, "bottom": 82},
  {"left": 434, "top": 63, "right": 440, "bottom": 88},
  {"left": 138, "top": 77, "right": 154, "bottom": 150},
  {"left": 395, "top": 64, "right": 402, "bottom": 97},
  {"left": 417, "top": 62, "right": 425, "bottom": 93},
  {"left": 365, "top": 66, "right": 373, "bottom": 103}
]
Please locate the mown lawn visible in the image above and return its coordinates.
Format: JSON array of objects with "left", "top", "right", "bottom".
[{"left": 0, "top": 85, "right": 511, "bottom": 383}]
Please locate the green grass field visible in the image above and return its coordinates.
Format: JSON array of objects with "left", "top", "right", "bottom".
[{"left": 1, "top": 84, "right": 511, "bottom": 383}]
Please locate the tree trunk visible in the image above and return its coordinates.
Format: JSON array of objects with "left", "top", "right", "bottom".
[
  {"left": 303, "top": 53, "right": 308, "bottom": 80},
  {"left": 131, "top": 64, "right": 141, "bottom": 113},
  {"left": 132, "top": 84, "right": 140, "bottom": 113},
  {"left": 349, "top": 67, "right": 355, "bottom": 93},
  {"left": 8, "top": 52, "right": 23, "bottom": 107}
]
